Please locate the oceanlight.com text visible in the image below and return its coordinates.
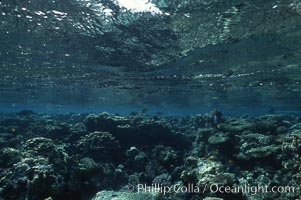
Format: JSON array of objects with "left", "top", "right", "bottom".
[{"left": 130, "top": 183, "right": 298, "bottom": 196}]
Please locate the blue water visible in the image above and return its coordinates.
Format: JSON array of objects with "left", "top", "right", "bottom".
[{"left": 1, "top": 0, "right": 301, "bottom": 114}]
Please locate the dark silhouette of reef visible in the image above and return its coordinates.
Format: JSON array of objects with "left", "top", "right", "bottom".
[{"left": 0, "top": 111, "right": 300, "bottom": 200}]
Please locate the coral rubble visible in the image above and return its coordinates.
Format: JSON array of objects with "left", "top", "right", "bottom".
[{"left": 0, "top": 112, "right": 300, "bottom": 200}]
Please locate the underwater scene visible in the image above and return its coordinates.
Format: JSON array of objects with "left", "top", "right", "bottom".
[{"left": 1, "top": 0, "right": 301, "bottom": 199}]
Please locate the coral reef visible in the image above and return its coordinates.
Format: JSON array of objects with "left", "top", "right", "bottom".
[{"left": 0, "top": 112, "right": 300, "bottom": 200}]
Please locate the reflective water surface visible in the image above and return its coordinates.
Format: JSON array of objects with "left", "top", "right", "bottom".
[{"left": 1, "top": 0, "right": 301, "bottom": 113}]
